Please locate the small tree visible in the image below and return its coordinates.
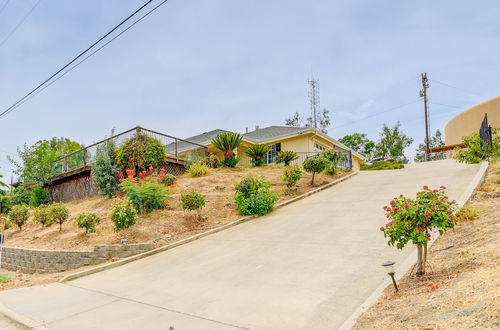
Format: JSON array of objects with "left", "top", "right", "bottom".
[
  {"left": 339, "top": 133, "right": 375, "bottom": 159},
  {"left": 33, "top": 205, "right": 55, "bottom": 229},
  {"left": 76, "top": 212, "right": 101, "bottom": 233},
  {"left": 181, "top": 191, "right": 206, "bottom": 221},
  {"left": 211, "top": 132, "right": 242, "bottom": 167},
  {"left": 454, "top": 127, "right": 499, "bottom": 164},
  {"left": 303, "top": 156, "right": 328, "bottom": 185},
  {"left": 245, "top": 144, "right": 271, "bottom": 167},
  {"left": 92, "top": 137, "right": 120, "bottom": 197},
  {"left": 381, "top": 186, "right": 459, "bottom": 276},
  {"left": 8, "top": 205, "right": 29, "bottom": 231},
  {"left": 49, "top": 203, "right": 70, "bottom": 231},
  {"left": 414, "top": 130, "right": 446, "bottom": 162},
  {"left": 110, "top": 199, "right": 138, "bottom": 232},
  {"left": 115, "top": 132, "right": 166, "bottom": 171},
  {"left": 374, "top": 122, "right": 414, "bottom": 162},
  {"left": 275, "top": 151, "right": 298, "bottom": 166},
  {"left": 281, "top": 166, "right": 302, "bottom": 190}
]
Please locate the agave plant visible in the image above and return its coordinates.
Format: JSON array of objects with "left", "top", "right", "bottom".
[
  {"left": 211, "top": 132, "right": 243, "bottom": 165},
  {"left": 275, "top": 150, "right": 298, "bottom": 166},
  {"left": 245, "top": 144, "right": 271, "bottom": 166}
]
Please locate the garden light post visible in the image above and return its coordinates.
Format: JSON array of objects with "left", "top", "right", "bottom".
[{"left": 382, "top": 261, "right": 399, "bottom": 292}]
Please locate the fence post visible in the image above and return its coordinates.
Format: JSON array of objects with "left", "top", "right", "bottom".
[
  {"left": 175, "top": 139, "right": 179, "bottom": 162},
  {"left": 64, "top": 157, "right": 68, "bottom": 172}
]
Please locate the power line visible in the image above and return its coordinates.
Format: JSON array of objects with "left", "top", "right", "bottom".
[
  {"left": 332, "top": 99, "right": 421, "bottom": 129},
  {"left": 428, "top": 78, "right": 481, "bottom": 97},
  {"left": 0, "top": 0, "right": 41, "bottom": 48},
  {"left": 0, "top": 0, "right": 170, "bottom": 119},
  {"left": 0, "top": 0, "right": 170, "bottom": 120},
  {"left": 429, "top": 101, "right": 462, "bottom": 109},
  {"left": 0, "top": 0, "right": 10, "bottom": 16}
]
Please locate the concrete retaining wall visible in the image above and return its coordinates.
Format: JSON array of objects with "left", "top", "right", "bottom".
[{"left": 0, "top": 243, "right": 154, "bottom": 274}]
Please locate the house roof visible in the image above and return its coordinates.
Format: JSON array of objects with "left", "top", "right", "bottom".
[
  {"left": 184, "top": 129, "right": 232, "bottom": 145},
  {"left": 242, "top": 126, "right": 307, "bottom": 141}
]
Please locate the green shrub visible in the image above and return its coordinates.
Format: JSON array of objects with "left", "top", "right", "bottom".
[
  {"left": 12, "top": 184, "right": 31, "bottom": 206},
  {"left": 220, "top": 156, "right": 240, "bottom": 168},
  {"left": 458, "top": 205, "right": 486, "bottom": 221},
  {"left": 162, "top": 173, "right": 176, "bottom": 186},
  {"left": 92, "top": 138, "right": 120, "bottom": 197},
  {"left": 281, "top": 166, "right": 302, "bottom": 189},
  {"left": 49, "top": 203, "right": 70, "bottom": 231},
  {"left": 8, "top": 204, "right": 30, "bottom": 230},
  {"left": 33, "top": 205, "right": 55, "bottom": 229},
  {"left": 181, "top": 191, "right": 206, "bottom": 221},
  {"left": 200, "top": 153, "right": 220, "bottom": 168},
  {"left": 115, "top": 132, "right": 166, "bottom": 171},
  {"left": 185, "top": 151, "right": 203, "bottom": 167},
  {"left": 30, "top": 185, "right": 50, "bottom": 207},
  {"left": 454, "top": 127, "right": 500, "bottom": 163},
  {"left": 245, "top": 144, "right": 271, "bottom": 167},
  {"left": 76, "top": 212, "right": 101, "bottom": 233},
  {"left": 303, "top": 156, "right": 328, "bottom": 185},
  {"left": 0, "top": 274, "right": 11, "bottom": 283},
  {"left": 120, "top": 176, "right": 170, "bottom": 214},
  {"left": 188, "top": 163, "right": 210, "bottom": 177},
  {"left": 3, "top": 218, "right": 12, "bottom": 230},
  {"left": 211, "top": 132, "right": 242, "bottom": 167},
  {"left": 110, "top": 199, "right": 138, "bottom": 232},
  {"left": 275, "top": 151, "right": 298, "bottom": 166},
  {"left": 360, "top": 160, "right": 404, "bottom": 171},
  {"left": 235, "top": 176, "right": 278, "bottom": 215}
]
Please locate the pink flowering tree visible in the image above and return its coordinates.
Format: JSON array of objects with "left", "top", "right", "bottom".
[{"left": 380, "top": 186, "right": 460, "bottom": 276}]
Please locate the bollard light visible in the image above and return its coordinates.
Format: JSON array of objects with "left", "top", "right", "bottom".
[{"left": 382, "top": 261, "right": 399, "bottom": 292}]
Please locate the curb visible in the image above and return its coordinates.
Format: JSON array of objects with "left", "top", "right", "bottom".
[
  {"left": 60, "top": 171, "right": 358, "bottom": 282},
  {"left": 338, "top": 161, "right": 489, "bottom": 330},
  {"left": 0, "top": 302, "right": 49, "bottom": 329}
]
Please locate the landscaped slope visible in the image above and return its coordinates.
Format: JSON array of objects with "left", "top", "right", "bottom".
[{"left": 3, "top": 166, "right": 349, "bottom": 251}]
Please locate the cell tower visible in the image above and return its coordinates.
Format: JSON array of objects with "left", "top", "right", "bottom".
[{"left": 308, "top": 79, "right": 320, "bottom": 129}]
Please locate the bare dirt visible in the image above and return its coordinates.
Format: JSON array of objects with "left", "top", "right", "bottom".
[
  {"left": 2, "top": 166, "right": 348, "bottom": 251},
  {"left": 353, "top": 160, "right": 500, "bottom": 330}
]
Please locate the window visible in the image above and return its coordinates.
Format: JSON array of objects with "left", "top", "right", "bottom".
[
  {"left": 264, "top": 143, "right": 281, "bottom": 164},
  {"left": 314, "top": 142, "right": 327, "bottom": 152}
]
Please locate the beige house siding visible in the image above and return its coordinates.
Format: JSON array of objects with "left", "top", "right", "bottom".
[{"left": 445, "top": 96, "right": 500, "bottom": 146}]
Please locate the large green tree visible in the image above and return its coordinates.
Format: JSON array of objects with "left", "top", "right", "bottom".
[
  {"left": 414, "top": 130, "right": 445, "bottom": 162},
  {"left": 8, "top": 137, "right": 82, "bottom": 185},
  {"left": 339, "top": 133, "right": 375, "bottom": 158},
  {"left": 374, "top": 122, "right": 414, "bottom": 162}
]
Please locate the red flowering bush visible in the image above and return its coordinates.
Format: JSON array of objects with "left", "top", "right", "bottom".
[
  {"left": 118, "top": 167, "right": 172, "bottom": 213},
  {"left": 381, "top": 185, "right": 460, "bottom": 275}
]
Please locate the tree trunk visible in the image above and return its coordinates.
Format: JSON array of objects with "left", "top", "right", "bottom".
[
  {"left": 311, "top": 172, "right": 315, "bottom": 185},
  {"left": 423, "top": 244, "right": 428, "bottom": 274},
  {"left": 416, "top": 244, "right": 424, "bottom": 276}
]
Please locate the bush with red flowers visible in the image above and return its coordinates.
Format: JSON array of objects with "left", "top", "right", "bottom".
[
  {"left": 118, "top": 167, "right": 172, "bottom": 213},
  {"left": 381, "top": 185, "right": 460, "bottom": 275}
]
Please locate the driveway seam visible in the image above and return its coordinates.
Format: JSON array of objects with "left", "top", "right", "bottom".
[{"left": 63, "top": 283, "right": 248, "bottom": 329}]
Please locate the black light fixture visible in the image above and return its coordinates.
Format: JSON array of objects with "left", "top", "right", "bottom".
[{"left": 382, "top": 261, "right": 399, "bottom": 292}]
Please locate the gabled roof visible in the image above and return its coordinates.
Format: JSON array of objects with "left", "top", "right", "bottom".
[
  {"left": 184, "top": 129, "right": 232, "bottom": 145},
  {"left": 243, "top": 126, "right": 307, "bottom": 141}
]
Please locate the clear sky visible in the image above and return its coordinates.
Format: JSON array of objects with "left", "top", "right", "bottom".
[{"left": 1, "top": 0, "right": 499, "bottom": 182}]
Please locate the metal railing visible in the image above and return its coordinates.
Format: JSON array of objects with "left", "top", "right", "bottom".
[{"left": 52, "top": 127, "right": 208, "bottom": 176}]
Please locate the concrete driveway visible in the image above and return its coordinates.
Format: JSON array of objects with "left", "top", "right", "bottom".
[{"left": 0, "top": 160, "right": 481, "bottom": 330}]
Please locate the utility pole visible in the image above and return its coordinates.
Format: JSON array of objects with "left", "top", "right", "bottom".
[
  {"left": 419, "top": 73, "right": 430, "bottom": 161},
  {"left": 308, "top": 79, "right": 320, "bottom": 129}
]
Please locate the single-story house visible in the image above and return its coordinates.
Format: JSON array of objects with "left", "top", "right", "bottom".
[{"left": 181, "top": 126, "right": 366, "bottom": 171}]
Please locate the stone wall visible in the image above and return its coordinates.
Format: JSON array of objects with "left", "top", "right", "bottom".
[{"left": 0, "top": 243, "right": 154, "bottom": 274}]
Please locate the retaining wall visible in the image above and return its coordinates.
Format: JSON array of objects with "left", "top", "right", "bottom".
[{"left": 0, "top": 243, "right": 154, "bottom": 274}]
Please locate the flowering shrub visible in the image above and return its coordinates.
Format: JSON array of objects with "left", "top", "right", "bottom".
[
  {"left": 76, "top": 212, "right": 101, "bottom": 233},
  {"left": 281, "top": 165, "right": 302, "bottom": 189},
  {"left": 162, "top": 173, "right": 176, "bottom": 186},
  {"left": 49, "top": 203, "right": 70, "bottom": 231},
  {"left": 110, "top": 199, "right": 138, "bottom": 232},
  {"left": 118, "top": 168, "right": 171, "bottom": 213},
  {"left": 180, "top": 191, "right": 206, "bottom": 221},
  {"left": 8, "top": 205, "right": 29, "bottom": 231},
  {"left": 115, "top": 132, "right": 166, "bottom": 171},
  {"left": 381, "top": 185, "right": 459, "bottom": 275},
  {"left": 235, "top": 175, "right": 278, "bottom": 215},
  {"left": 187, "top": 163, "right": 210, "bottom": 177}
]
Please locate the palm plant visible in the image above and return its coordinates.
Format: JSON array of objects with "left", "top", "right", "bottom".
[
  {"left": 275, "top": 151, "right": 298, "bottom": 166},
  {"left": 211, "top": 132, "right": 243, "bottom": 166},
  {"left": 245, "top": 144, "right": 271, "bottom": 167}
]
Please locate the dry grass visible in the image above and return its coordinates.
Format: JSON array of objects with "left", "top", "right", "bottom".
[
  {"left": 2, "top": 166, "right": 348, "bottom": 251},
  {"left": 353, "top": 161, "right": 500, "bottom": 330}
]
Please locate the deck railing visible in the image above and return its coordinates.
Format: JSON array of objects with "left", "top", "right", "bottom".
[
  {"left": 280, "top": 149, "right": 353, "bottom": 170},
  {"left": 52, "top": 127, "right": 208, "bottom": 176}
]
